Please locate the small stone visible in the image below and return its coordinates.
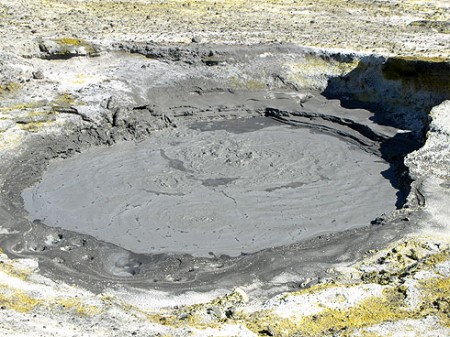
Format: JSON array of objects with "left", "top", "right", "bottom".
[
  {"left": 191, "top": 35, "right": 202, "bottom": 43},
  {"left": 259, "top": 326, "right": 275, "bottom": 336},
  {"left": 225, "top": 307, "right": 236, "bottom": 318},
  {"left": 52, "top": 257, "right": 65, "bottom": 264},
  {"left": 371, "top": 217, "right": 384, "bottom": 225},
  {"left": 32, "top": 70, "right": 44, "bottom": 80}
]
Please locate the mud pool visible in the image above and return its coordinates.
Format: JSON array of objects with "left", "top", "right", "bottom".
[
  {"left": 1, "top": 45, "right": 443, "bottom": 291},
  {"left": 22, "top": 116, "right": 397, "bottom": 257}
]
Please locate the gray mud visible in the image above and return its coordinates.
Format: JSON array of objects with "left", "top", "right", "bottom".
[
  {"left": 22, "top": 117, "right": 396, "bottom": 257},
  {"left": 0, "top": 44, "right": 443, "bottom": 294}
]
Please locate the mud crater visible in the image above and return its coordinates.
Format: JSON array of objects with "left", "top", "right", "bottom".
[{"left": 2, "top": 46, "right": 446, "bottom": 292}]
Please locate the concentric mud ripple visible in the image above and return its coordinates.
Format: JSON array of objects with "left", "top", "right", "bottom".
[{"left": 22, "top": 117, "right": 397, "bottom": 257}]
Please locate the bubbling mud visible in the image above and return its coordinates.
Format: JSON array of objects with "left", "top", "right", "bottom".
[{"left": 22, "top": 116, "right": 397, "bottom": 257}]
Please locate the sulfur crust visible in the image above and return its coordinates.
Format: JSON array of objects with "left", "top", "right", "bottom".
[
  {"left": 137, "top": 239, "right": 450, "bottom": 335},
  {"left": 0, "top": 82, "right": 21, "bottom": 96}
]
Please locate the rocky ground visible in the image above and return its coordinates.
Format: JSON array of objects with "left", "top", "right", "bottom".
[
  {"left": 0, "top": 0, "right": 449, "bottom": 57},
  {"left": 0, "top": 0, "right": 449, "bottom": 336}
]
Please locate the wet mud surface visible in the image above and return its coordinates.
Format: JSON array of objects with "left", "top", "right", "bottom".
[{"left": 22, "top": 116, "right": 396, "bottom": 257}]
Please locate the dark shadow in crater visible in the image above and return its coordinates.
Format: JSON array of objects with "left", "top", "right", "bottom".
[
  {"left": 323, "top": 57, "right": 450, "bottom": 132},
  {"left": 322, "top": 56, "right": 450, "bottom": 208},
  {"left": 379, "top": 132, "right": 422, "bottom": 208}
]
